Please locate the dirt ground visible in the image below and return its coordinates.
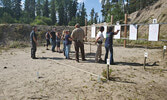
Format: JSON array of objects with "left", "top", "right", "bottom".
[{"left": 0, "top": 43, "right": 167, "bottom": 100}]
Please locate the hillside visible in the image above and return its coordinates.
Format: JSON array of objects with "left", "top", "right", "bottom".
[
  {"left": 129, "top": 0, "right": 167, "bottom": 24},
  {"left": 129, "top": 0, "right": 167, "bottom": 39}
]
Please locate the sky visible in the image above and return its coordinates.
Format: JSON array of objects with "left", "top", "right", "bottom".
[{"left": 78, "top": 0, "right": 102, "bottom": 21}]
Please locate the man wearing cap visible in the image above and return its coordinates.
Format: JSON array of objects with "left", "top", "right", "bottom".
[
  {"left": 30, "top": 26, "right": 38, "bottom": 59},
  {"left": 71, "top": 23, "right": 86, "bottom": 62}
]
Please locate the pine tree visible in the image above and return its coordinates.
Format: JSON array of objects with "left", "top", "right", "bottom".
[
  {"left": 94, "top": 12, "right": 98, "bottom": 24},
  {"left": 90, "top": 8, "right": 95, "bottom": 24},
  {"left": 43, "top": 0, "right": 49, "bottom": 17},
  {"left": 58, "top": 1, "right": 64, "bottom": 25},
  {"left": 13, "top": 0, "right": 22, "bottom": 20},
  {"left": 50, "top": 0, "right": 56, "bottom": 25},
  {"left": 80, "top": 3, "right": 86, "bottom": 26},
  {"left": 36, "top": 0, "right": 42, "bottom": 16}
]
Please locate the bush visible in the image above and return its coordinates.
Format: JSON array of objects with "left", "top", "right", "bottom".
[
  {"left": 9, "top": 41, "right": 28, "bottom": 48},
  {"left": 0, "top": 12, "right": 16, "bottom": 24},
  {"left": 31, "top": 16, "right": 52, "bottom": 25},
  {"left": 102, "top": 69, "right": 113, "bottom": 78}
]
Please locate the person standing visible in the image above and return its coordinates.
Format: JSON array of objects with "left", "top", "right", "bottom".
[
  {"left": 50, "top": 28, "right": 56, "bottom": 52},
  {"left": 71, "top": 23, "right": 86, "bottom": 62},
  {"left": 104, "top": 27, "right": 119, "bottom": 65},
  {"left": 95, "top": 26, "right": 104, "bottom": 63},
  {"left": 45, "top": 30, "right": 50, "bottom": 50},
  {"left": 61, "top": 30, "right": 66, "bottom": 56},
  {"left": 65, "top": 30, "right": 72, "bottom": 59},
  {"left": 56, "top": 31, "right": 61, "bottom": 52},
  {"left": 30, "top": 26, "right": 38, "bottom": 59}
]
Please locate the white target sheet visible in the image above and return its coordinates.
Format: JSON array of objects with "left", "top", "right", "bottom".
[
  {"left": 103, "top": 25, "right": 107, "bottom": 38},
  {"left": 129, "top": 25, "right": 138, "bottom": 40},
  {"left": 114, "top": 25, "right": 121, "bottom": 39},
  {"left": 148, "top": 24, "right": 159, "bottom": 41},
  {"left": 91, "top": 25, "right": 96, "bottom": 38}
]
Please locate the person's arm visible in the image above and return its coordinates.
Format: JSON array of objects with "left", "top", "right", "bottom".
[
  {"left": 95, "top": 37, "right": 100, "bottom": 44},
  {"left": 71, "top": 31, "right": 74, "bottom": 40},
  {"left": 49, "top": 32, "right": 52, "bottom": 38},
  {"left": 114, "top": 30, "right": 120, "bottom": 35},
  {"left": 68, "top": 37, "right": 73, "bottom": 41},
  {"left": 33, "top": 35, "right": 37, "bottom": 45},
  {"left": 45, "top": 33, "right": 48, "bottom": 39},
  {"left": 56, "top": 32, "right": 60, "bottom": 38}
]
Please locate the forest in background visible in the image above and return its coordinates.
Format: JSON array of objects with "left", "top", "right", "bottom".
[{"left": 0, "top": 0, "right": 159, "bottom": 26}]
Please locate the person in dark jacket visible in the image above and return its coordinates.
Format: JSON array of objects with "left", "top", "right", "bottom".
[
  {"left": 45, "top": 30, "right": 50, "bottom": 50},
  {"left": 30, "top": 26, "right": 38, "bottom": 59},
  {"left": 104, "top": 27, "right": 119, "bottom": 65},
  {"left": 49, "top": 28, "right": 56, "bottom": 52},
  {"left": 65, "top": 30, "right": 72, "bottom": 59}
]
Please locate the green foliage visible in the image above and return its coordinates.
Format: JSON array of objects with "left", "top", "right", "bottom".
[
  {"left": 31, "top": 16, "right": 52, "bottom": 25},
  {"left": 102, "top": 69, "right": 113, "bottom": 78},
  {"left": 0, "top": 12, "right": 16, "bottom": 24},
  {"left": 43, "top": 0, "right": 49, "bottom": 17},
  {"left": 68, "top": 17, "right": 77, "bottom": 26},
  {"left": 9, "top": 41, "right": 28, "bottom": 48}
]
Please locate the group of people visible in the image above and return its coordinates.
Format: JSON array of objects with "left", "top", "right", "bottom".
[
  {"left": 30, "top": 23, "right": 86, "bottom": 62},
  {"left": 30, "top": 23, "right": 119, "bottom": 65}
]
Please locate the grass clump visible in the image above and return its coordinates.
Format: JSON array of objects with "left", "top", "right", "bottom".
[
  {"left": 9, "top": 41, "right": 29, "bottom": 48},
  {"left": 102, "top": 69, "right": 113, "bottom": 78}
]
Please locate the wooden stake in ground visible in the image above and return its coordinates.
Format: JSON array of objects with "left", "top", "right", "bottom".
[
  {"left": 85, "top": 18, "right": 88, "bottom": 42},
  {"left": 163, "top": 46, "right": 166, "bottom": 59},
  {"left": 144, "top": 52, "right": 148, "bottom": 69},
  {"left": 124, "top": 14, "right": 128, "bottom": 48},
  {"left": 107, "top": 59, "right": 110, "bottom": 80}
]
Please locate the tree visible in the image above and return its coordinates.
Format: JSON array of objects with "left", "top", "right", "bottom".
[
  {"left": 94, "top": 12, "right": 98, "bottom": 24},
  {"left": 57, "top": 1, "right": 64, "bottom": 25},
  {"left": 90, "top": 8, "right": 95, "bottom": 24},
  {"left": 50, "top": 0, "right": 56, "bottom": 25},
  {"left": 13, "top": 0, "right": 22, "bottom": 20},
  {"left": 43, "top": 0, "right": 49, "bottom": 17},
  {"left": 36, "top": 0, "right": 42, "bottom": 16},
  {"left": 80, "top": 3, "right": 86, "bottom": 26}
]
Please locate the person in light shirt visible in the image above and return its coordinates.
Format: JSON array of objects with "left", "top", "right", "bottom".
[{"left": 95, "top": 26, "right": 104, "bottom": 63}]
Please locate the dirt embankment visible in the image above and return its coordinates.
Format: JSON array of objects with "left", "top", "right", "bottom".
[{"left": 0, "top": 24, "right": 75, "bottom": 46}]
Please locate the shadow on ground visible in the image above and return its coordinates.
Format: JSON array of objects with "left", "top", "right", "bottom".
[{"left": 116, "top": 62, "right": 159, "bottom": 67}]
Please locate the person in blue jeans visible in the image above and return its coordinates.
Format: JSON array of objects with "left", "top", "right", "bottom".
[
  {"left": 65, "top": 30, "right": 72, "bottom": 59},
  {"left": 61, "top": 30, "right": 66, "bottom": 56},
  {"left": 56, "top": 31, "right": 61, "bottom": 52},
  {"left": 104, "top": 27, "right": 119, "bottom": 65},
  {"left": 49, "top": 28, "right": 56, "bottom": 52}
]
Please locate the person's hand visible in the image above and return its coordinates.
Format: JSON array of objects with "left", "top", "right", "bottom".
[{"left": 117, "top": 30, "right": 120, "bottom": 32}]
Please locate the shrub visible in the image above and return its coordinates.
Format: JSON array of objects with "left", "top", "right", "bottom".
[
  {"left": 0, "top": 12, "right": 16, "bottom": 24},
  {"left": 102, "top": 69, "right": 113, "bottom": 78},
  {"left": 9, "top": 41, "right": 28, "bottom": 48},
  {"left": 31, "top": 16, "right": 52, "bottom": 25}
]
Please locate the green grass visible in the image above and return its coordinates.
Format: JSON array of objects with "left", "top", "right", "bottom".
[
  {"left": 9, "top": 41, "right": 29, "bottom": 48},
  {"left": 102, "top": 69, "right": 113, "bottom": 78}
]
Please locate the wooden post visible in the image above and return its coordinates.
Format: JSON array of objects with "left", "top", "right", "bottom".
[
  {"left": 143, "top": 52, "right": 148, "bottom": 69},
  {"left": 143, "top": 57, "right": 147, "bottom": 69},
  {"left": 107, "top": 59, "right": 110, "bottom": 80},
  {"left": 111, "top": 15, "right": 114, "bottom": 25},
  {"left": 90, "top": 43, "right": 91, "bottom": 54},
  {"left": 85, "top": 18, "right": 88, "bottom": 42},
  {"left": 107, "top": 65, "right": 109, "bottom": 80},
  {"left": 124, "top": 14, "right": 128, "bottom": 48},
  {"left": 163, "top": 46, "right": 166, "bottom": 59}
]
